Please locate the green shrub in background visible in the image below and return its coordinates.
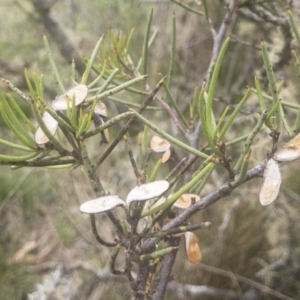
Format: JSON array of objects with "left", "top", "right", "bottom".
[{"left": 1, "top": 1, "right": 300, "bottom": 299}]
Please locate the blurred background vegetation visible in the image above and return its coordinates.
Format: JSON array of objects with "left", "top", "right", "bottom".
[{"left": 0, "top": 0, "right": 300, "bottom": 299}]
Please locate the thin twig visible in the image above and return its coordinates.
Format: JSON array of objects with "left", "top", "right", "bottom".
[
  {"left": 0, "top": 158, "right": 77, "bottom": 167},
  {"left": 153, "top": 238, "right": 180, "bottom": 300},
  {"left": 141, "top": 161, "right": 265, "bottom": 253},
  {"left": 95, "top": 77, "right": 165, "bottom": 168},
  {"left": 90, "top": 214, "right": 117, "bottom": 247},
  {"left": 154, "top": 95, "right": 188, "bottom": 138},
  {"left": 205, "top": 0, "right": 239, "bottom": 83}
]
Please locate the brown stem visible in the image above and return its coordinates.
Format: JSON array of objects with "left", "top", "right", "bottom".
[
  {"left": 141, "top": 161, "right": 265, "bottom": 253},
  {"left": 153, "top": 238, "right": 180, "bottom": 300}
]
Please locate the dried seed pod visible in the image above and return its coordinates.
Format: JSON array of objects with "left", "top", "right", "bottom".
[
  {"left": 184, "top": 232, "right": 202, "bottom": 264},
  {"left": 173, "top": 194, "right": 200, "bottom": 209},
  {"left": 150, "top": 136, "right": 171, "bottom": 153},
  {"left": 161, "top": 149, "right": 171, "bottom": 163},
  {"left": 259, "top": 158, "right": 281, "bottom": 206},
  {"left": 126, "top": 180, "right": 169, "bottom": 206},
  {"left": 100, "top": 128, "right": 110, "bottom": 144},
  {"left": 52, "top": 84, "right": 88, "bottom": 111},
  {"left": 95, "top": 101, "right": 108, "bottom": 118},
  {"left": 91, "top": 113, "right": 109, "bottom": 145},
  {"left": 274, "top": 132, "right": 300, "bottom": 161},
  {"left": 80, "top": 195, "right": 125, "bottom": 214},
  {"left": 34, "top": 111, "right": 58, "bottom": 145}
]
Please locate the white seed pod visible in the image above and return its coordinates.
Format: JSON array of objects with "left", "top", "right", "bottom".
[
  {"left": 52, "top": 84, "right": 88, "bottom": 111},
  {"left": 34, "top": 112, "right": 58, "bottom": 145},
  {"left": 150, "top": 136, "right": 171, "bottom": 153},
  {"left": 95, "top": 101, "right": 108, "bottom": 117},
  {"left": 126, "top": 180, "right": 169, "bottom": 206},
  {"left": 259, "top": 158, "right": 281, "bottom": 206},
  {"left": 274, "top": 132, "right": 300, "bottom": 161},
  {"left": 172, "top": 194, "right": 200, "bottom": 209},
  {"left": 184, "top": 232, "right": 202, "bottom": 264},
  {"left": 79, "top": 195, "right": 126, "bottom": 214}
]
